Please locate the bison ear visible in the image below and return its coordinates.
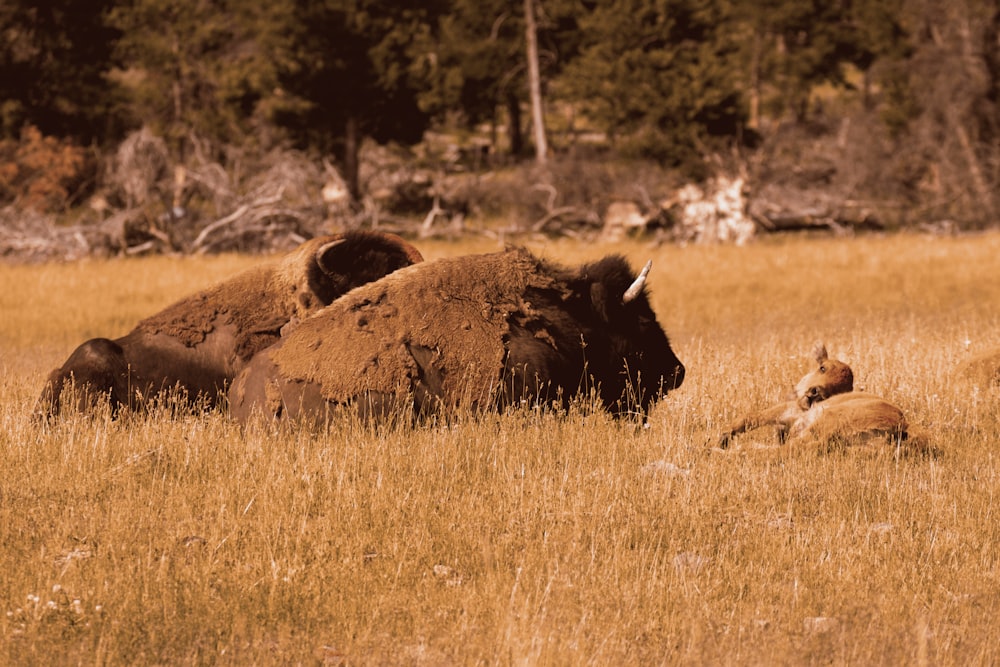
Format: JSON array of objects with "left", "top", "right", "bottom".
[
  {"left": 590, "top": 282, "right": 612, "bottom": 322},
  {"left": 812, "top": 342, "right": 829, "bottom": 364}
]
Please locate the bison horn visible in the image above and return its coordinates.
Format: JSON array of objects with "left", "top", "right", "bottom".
[
  {"left": 622, "top": 260, "right": 652, "bottom": 304},
  {"left": 315, "top": 238, "right": 347, "bottom": 273}
]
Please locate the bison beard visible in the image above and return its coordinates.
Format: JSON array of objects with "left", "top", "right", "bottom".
[
  {"left": 36, "top": 231, "right": 424, "bottom": 418},
  {"left": 228, "top": 247, "right": 685, "bottom": 425}
]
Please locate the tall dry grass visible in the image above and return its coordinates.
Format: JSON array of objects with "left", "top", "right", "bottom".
[{"left": 1, "top": 232, "right": 999, "bottom": 665}]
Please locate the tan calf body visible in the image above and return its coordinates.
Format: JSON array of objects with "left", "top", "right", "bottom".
[{"left": 717, "top": 343, "right": 928, "bottom": 455}]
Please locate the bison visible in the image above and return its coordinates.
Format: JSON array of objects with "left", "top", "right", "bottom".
[
  {"left": 37, "top": 230, "right": 424, "bottom": 417},
  {"left": 227, "top": 247, "right": 685, "bottom": 425},
  {"left": 716, "top": 343, "right": 928, "bottom": 454}
]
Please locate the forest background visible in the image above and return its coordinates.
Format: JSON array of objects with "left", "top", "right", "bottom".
[{"left": 2, "top": 0, "right": 999, "bottom": 258}]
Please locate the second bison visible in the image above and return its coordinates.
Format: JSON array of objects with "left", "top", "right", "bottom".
[
  {"left": 37, "top": 230, "right": 423, "bottom": 417},
  {"left": 228, "top": 247, "right": 685, "bottom": 424}
]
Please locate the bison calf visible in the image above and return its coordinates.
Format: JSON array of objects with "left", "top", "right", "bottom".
[
  {"left": 228, "top": 247, "right": 685, "bottom": 424},
  {"left": 37, "top": 231, "right": 423, "bottom": 417},
  {"left": 717, "top": 343, "right": 926, "bottom": 454}
]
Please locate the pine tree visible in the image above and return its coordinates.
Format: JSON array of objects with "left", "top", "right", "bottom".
[
  {"left": 561, "top": 0, "right": 744, "bottom": 171},
  {"left": 423, "top": 0, "right": 527, "bottom": 155},
  {"left": 270, "top": 0, "right": 447, "bottom": 200},
  {"left": 109, "top": 0, "right": 284, "bottom": 158},
  {"left": 731, "top": 0, "right": 879, "bottom": 124},
  {"left": 0, "top": 0, "right": 123, "bottom": 143}
]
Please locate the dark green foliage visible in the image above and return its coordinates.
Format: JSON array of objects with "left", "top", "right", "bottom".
[
  {"left": 0, "top": 1, "right": 124, "bottom": 143},
  {"left": 422, "top": 0, "right": 582, "bottom": 157},
  {"left": 269, "top": 1, "right": 447, "bottom": 196},
  {"left": 108, "top": 0, "right": 286, "bottom": 157},
  {"left": 561, "top": 0, "right": 745, "bottom": 171},
  {"left": 0, "top": 0, "right": 997, "bottom": 228},
  {"left": 422, "top": 0, "right": 525, "bottom": 129}
]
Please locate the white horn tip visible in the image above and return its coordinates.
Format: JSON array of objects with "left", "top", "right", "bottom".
[{"left": 622, "top": 260, "right": 652, "bottom": 304}]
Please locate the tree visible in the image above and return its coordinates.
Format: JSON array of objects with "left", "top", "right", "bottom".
[
  {"left": 891, "top": 0, "right": 1000, "bottom": 223},
  {"left": 524, "top": 0, "right": 548, "bottom": 163},
  {"left": 731, "top": 0, "right": 899, "bottom": 125},
  {"left": 561, "top": 0, "right": 745, "bottom": 171},
  {"left": 409, "top": 0, "right": 525, "bottom": 155},
  {"left": 421, "top": 0, "right": 582, "bottom": 158},
  {"left": 0, "top": 0, "right": 124, "bottom": 143},
  {"left": 109, "top": 0, "right": 284, "bottom": 158},
  {"left": 271, "top": 1, "right": 447, "bottom": 201}
]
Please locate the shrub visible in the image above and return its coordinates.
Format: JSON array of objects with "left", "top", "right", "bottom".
[{"left": 0, "top": 126, "right": 90, "bottom": 213}]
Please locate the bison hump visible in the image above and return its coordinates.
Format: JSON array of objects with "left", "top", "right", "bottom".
[{"left": 135, "top": 263, "right": 294, "bottom": 359}]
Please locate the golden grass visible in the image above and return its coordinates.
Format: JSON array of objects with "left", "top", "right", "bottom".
[{"left": 2, "top": 232, "right": 999, "bottom": 665}]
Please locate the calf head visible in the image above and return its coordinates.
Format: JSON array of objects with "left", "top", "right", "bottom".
[{"left": 793, "top": 342, "right": 853, "bottom": 408}]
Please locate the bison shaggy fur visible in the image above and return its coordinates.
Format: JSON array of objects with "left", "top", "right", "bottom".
[
  {"left": 37, "top": 230, "right": 423, "bottom": 417},
  {"left": 228, "top": 247, "right": 685, "bottom": 424}
]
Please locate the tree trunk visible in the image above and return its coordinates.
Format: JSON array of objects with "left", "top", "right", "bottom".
[
  {"left": 524, "top": 0, "right": 547, "bottom": 164},
  {"left": 748, "top": 28, "right": 762, "bottom": 130},
  {"left": 506, "top": 90, "right": 523, "bottom": 157},
  {"left": 344, "top": 115, "right": 360, "bottom": 204}
]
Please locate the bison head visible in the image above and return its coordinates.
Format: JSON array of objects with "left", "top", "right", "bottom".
[
  {"left": 507, "top": 254, "right": 685, "bottom": 416},
  {"left": 578, "top": 255, "right": 686, "bottom": 413},
  {"left": 279, "top": 230, "right": 424, "bottom": 318},
  {"left": 793, "top": 342, "right": 854, "bottom": 408}
]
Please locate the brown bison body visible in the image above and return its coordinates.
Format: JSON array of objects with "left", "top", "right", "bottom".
[
  {"left": 37, "top": 231, "right": 423, "bottom": 417},
  {"left": 228, "top": 247, "right": 685, "bottom": 424},
  {"left": 718, "top": 343, "right": 927, "bottom": 454}
]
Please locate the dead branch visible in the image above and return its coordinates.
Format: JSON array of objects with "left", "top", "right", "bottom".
[
  {"left": 190, "top": 187, "right": 285, "bottom": 252},
  {"left": 531, "top": 206, "right": 581, "bottom": 232},
  {"left": 420, "top": 196, "right": 445, "bottom": 236},
  {"left": 191, "top": 204, "right": 251, "bottom": 250}
]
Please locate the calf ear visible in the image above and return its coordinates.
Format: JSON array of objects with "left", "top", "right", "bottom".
[{"left": 812, "top": 341, "right": 828, "bottom": 364}]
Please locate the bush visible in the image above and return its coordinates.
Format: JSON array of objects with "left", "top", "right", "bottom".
[
  {"left": 458, "top": 156, "right": 680, "bottom": 230},
  {"left": 0, "top": 126, "right": 91, "bottom": 213}
]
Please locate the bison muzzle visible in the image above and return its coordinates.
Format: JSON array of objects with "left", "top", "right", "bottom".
[
  {"left": 228, "top": 247, "right": 685, "bottom": 424},
  {"left": 36, "top": 230, "right": 424, "bottom": 417}
]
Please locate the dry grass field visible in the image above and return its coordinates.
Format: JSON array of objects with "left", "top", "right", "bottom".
[{"left": 1, "top": 231, "right": 999, "bottom": 665}]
